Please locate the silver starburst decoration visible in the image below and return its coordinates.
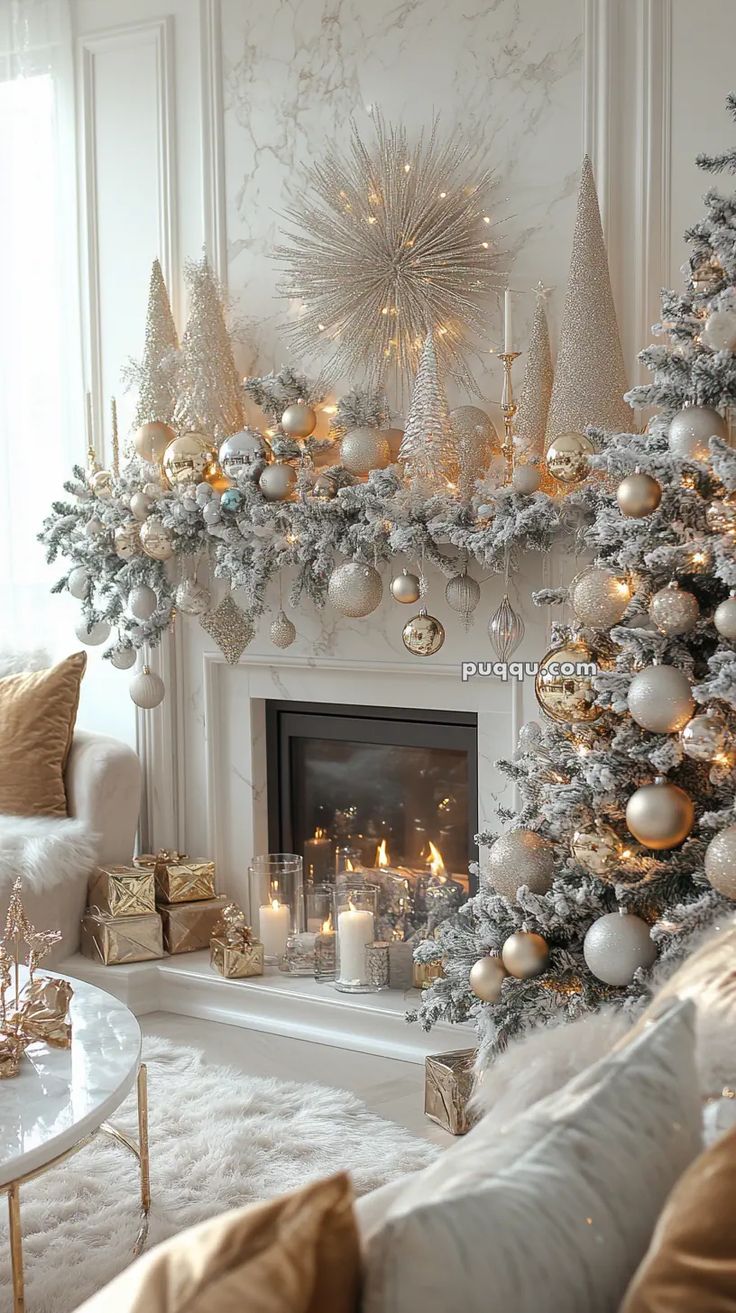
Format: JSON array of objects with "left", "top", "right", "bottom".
[{"left": 275, "top": 113, "right": 500, "bottom": 393}]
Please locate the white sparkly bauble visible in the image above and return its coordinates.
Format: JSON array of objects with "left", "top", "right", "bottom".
[
  {"left": 390, "top": 570, "right": 421, "bottom": 604},
  {"left": 704, "top": 825, "right": 736, "bottom": 898},
  {"left": 468, "top": 956, "right": 506, "bottom": 1002},
  {"left": 445, "top": 572, "right": 481, "bottom": 618},
  {"left": 127, "top": 584, "right": 157, "bottom": 621},
  {"left": 583, "top": 912, "right": 656, "bottom": 986},
  {"left": 512, "top": 464, "right": 541, "bottom": 494},
  {"left": 616, "top": 472, "right": 662, "bottom": 518},
  {"left": 569, "top": 567, "right": 631, "bottom": 629},
  {"left": 75, "top": 618, "right": 111, "bottom": 646},
  {"left": 67, "top": 566, "right": 89, "bottom": 600},
  {"left": 139, "top": 518, "right": 174, "bottom": 561},
  {"left": 402, "top": 609, "right": 445, "bottom": 656},
  {"left": 701, "top": 308, "right": 736, "bottom": 353},
  {"left": 219, "top": 427, "right": 267, "bottom": 478},
  {"left": 681, "top": 710, "right": 729, "bottom": 762},
  {"left": 114, "top": 521, "right": 141, "bottom": 561},
  {"left": 649, "top": 583, "right": 699, "bottom": 636},
  {"left": 487, "top": 830, "right": 555, "bottom": 898},
  {"left": 130, "top": 491, "right": 154, "bottom": 521},
  {"left": 195, "top": 482, "right": 213, "bottom": 505},
  {"left": 714, "top": 595, "right": 736, "bottom": 639},
  {"left": 517, "top": 720, "right": 542, "bottom": 752},
  {"left": 340, "top": 427, "right": 390, "bottom": 475},
  {"left": 545, "top": 431, "right": 594, "bottom": 485},
  {"left": 625, "top": 778, "right": 694, "bottom": 849},
  {"left": 627, "top": 665, "right": 694, "bottom": 734},
  {"left": 328, "top": 561, "right": 383, "bottom": 617},
  {"left": 259, "top": 462, "right": 297, "bottom": 502},
  {"left": 502, "top": 932, "right": 549, "bottom": 980},
  {"left": 129, "top": 666, "right": 165, "bottom": 709},
  {"left": 270, "top": 610, "right": 297, "bottom": 649},
  {"left": 85, "top": 516, "right": 104, "bottom": 539},
  {"left": 134, "top": 420, "right": 175, "bottom": 464},
  {"left": 281, "top": 402, "right": 317, "bottom": 438},
  {"left": 175, "top": 579, "right": 211, "bottom": 616},
  {"left": 668, "top": 404, "right": 727, "bottom": 461},
  {"left": 110, "top": 644, "right": 136, "bottom": 671},
  {"left": 89, "top": 469, "right": 113, "bottom": 499}
]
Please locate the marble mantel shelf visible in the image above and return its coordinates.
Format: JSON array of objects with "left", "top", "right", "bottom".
[{"left": 59, "top": 951, "right": 473, "bottom": 1066}]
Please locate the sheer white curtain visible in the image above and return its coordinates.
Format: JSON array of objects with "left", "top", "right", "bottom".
[{"left": 0, "top": 0, "right": 83, "bottom": 656}]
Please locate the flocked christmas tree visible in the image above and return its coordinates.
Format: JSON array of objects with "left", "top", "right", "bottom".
[
  {"left": 174, "top": 256, "right": 244, "bottom": 441},
  {"left": 398, "top": 329, "right": 456, "bottom": 491},
  {"left": 415, "top": 97, "right": 736, "bottom": 1068}
]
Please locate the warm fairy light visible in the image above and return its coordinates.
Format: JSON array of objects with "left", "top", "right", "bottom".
[
  {"left": 482, "top": 241, "right": 489, "bottom": 249},
  {"left": 615, "top": 579, "right": 631, "bottom": 598},
  {"left": 620, "top": 848, "right": 633, "bottom": 860},
  {"left": 576, "top": 744, "right": 590, "bottom": 757},
  {"left": 691, "top": 551, "right": 708, "bottom": 566},
  {"left": 404, "top": 162, "right": 411, "bottom": 173},
  {"left": 681, "top": 473, "right": 696, "bottom": 489},
  {"left": 321, "top": 404, "right": 338, "bottom": 415},
  {"left": 265, "top": 428, "right": 276, "bottom": 437},
  {"left": 376, "top": 839, "right": 390, "bottom": 868},
  {"left": 446, "top": 480, "right": 457, "bottom": 492},
  {"left": 483, "top": 215, "right": 491, "bottom": 223},
  {"left": 427, "top": 841, "right": 446, "bottom": 878},
  {"left": 714, "top": 752, "right": 733, "bottom": 767},
  {"left": 318, "top": 323, "right": 326, "bottom": 331},
  {"left": 367, "top": 215, "right": 377, "bottom": 225},
  {"left": 439, "top": 190, "right": 447, "bottom": 198}
]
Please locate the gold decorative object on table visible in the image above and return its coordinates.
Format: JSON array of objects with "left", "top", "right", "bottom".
[
  {"left": 80, "top": 911, "right": 164, "bottom": 965},
  {"left": 0, "top": 878, "right": 73, "bottom": 1079},
  {"left": 210, "top": 904, "right": 264, "bottom": 979},
  {"left": 88, "top": 865, "right": 156, "bottom": 918},
  {"left": 413, "top": 958, "right": 444, "bottom": 989},
  {"left": 155, "top": 860, "right": 216, "bottom": 905},
  {"left": 161, "top": 895, "right": 229, "bottom": 955},
  {"left": 425, "top": 1049, "right": 477, "bottom": 1136}
]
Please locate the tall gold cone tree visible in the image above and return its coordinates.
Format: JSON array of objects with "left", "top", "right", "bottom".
[
  {"left": 545, "top": 156, "right": 632, "bottom": 443},
  {"left": 174, "top": 257, "right": 245, "bottom": 441},
  {"left": 515, "top": 286, "right": 553, "bottom": 463},
  {"left": 398, "top": 329, "right": 457, "bottom": 491},
  {"left": 131, "top": 259, "right": 179, "bottom": 427}
]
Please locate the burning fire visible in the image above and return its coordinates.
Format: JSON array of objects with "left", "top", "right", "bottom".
[
  {"left": 376, "top": 839, "right": 390, "bottom": 868},
  {"left": 426, "top": 841, "right": 446, "bottom": 879}
]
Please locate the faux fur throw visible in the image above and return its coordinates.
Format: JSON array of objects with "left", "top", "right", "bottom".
[{"left": 0, "top": 814, "right": 99, "bottom": 895}]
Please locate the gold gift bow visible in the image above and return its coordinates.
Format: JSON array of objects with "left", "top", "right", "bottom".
[{"left": 211, "top": 903, "right": 254, "bottom": 948}]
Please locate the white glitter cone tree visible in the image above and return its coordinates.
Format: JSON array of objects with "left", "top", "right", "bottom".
[
  {"left": 174, "top": 257, "right": 244, "bottom": 442},
  {"left": 129, "top": 259, "right": 179, "bottom": 427},
  {"left": 515, "top": 287, "right": 553, "bottom": 464},
  {"left": 398, "top": 330, "right": 457, "bottom": 491}
]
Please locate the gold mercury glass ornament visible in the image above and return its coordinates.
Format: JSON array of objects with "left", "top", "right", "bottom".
[
  {"left": 570, "top": 823, "right": 622, "bottom": 876},
  {"left": 162, "top": 431, "right": 220, "bottom": 488},
  {"left": 535, "top": 641, "right": 600, "bottom": 724},
  {"left": 402, "top": 608, "right": 445, "bottom": 656},
  {"left": 545, "top": 431, "right": 594, "bottom": 485}
]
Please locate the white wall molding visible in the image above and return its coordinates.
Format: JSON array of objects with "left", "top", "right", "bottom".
[
  {"left": 635, "top": 0, "right": 672, "bottom": 382},
  {"left": 582, "top": 0, "right": 615, "bottom": 235},
  {"left": 199, "top": 0, "right": 227, "bottom": 286}
]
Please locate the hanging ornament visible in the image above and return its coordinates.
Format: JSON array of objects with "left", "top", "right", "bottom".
[
  {"left": 450, "top": 406, "right": 498, "bottom": 500},
  {"left": 402, "top": 609, "right": 445, "bottom": 657},
  {"left": 544, "top": 432, "right": 594, "bottom": 486},
  {"left": 139, "top": 518, "right": 174, "bottom": 561},
  {"left": 109, "top": 642, "right": 136, "bottom": 671},
  {"left": 390, "top": 570, "right": 421, "bottom": 605},
  {"left": 88, "top": 469, "right": 113, "bottom": 499},
  {"left": 516, "top": 720, "right": 542, "bottom": 753},
  {"left": 339, "top": 427, "right": 390, "bottom": 475},
  {"left": 327, "top": 561, "right": 383, "bottom": 618},
  {"left": 200, "top": 595, "right": 255, "bottom": 665},
  {"left": 259, "top": 462, "right": 297, "bottom": 502},
  {"left": 511, "top": 464, "right": 541, "bottom": 495},
  {"left": 668, "top": 405, "right": 727, "bottom": 461},
  {"left": 468, "top": 956, "right": 506, "bottom": 1003},
  {"left": 486, "top": 830, "right": 555, "bottom": 898},
  {"left": 690, "top": 255, "right": 723, "bottom": 294},
  {"left": 625, "top": 777, "right": 694, "bottom": 850},
  {"left": 616, "top": 471, "right": 662, "bottom": 518},
  {"left": 649, "top": 583, "right": 699, "bottom": 636},
  {"left": 569, "top": 567, "right": 631, "bottom": 629},
  {"left": 134, "top": 420, "right": 175, "bottom": 464},
  {"left": 67, "top": 566, "right": 89, "bottom": 600},
  {"left": 701, "top": 308, "right": 736, "bottom": 353},
  {"left": 488, "top": 595, "right": 525, "bottom": 660},
  {"left": 129, "top": 665, "right": 165, "bottom": 709},
  {"left": 270, "top": 610, "right": 297, "bottom": 649},
  {"left": 281, "top": 402, "right": 317, "bottom": 438},
  {"left": 681, "top": 709, "right": 729, "bottom": 762},
  {"left": 75, "top": 618, "right": 111, "bottom": 646},
  {"left": 627, "top": 665, "right": 694, "bottom": 734},
  {"left": 311, "top": 471, "right": 338, "bottom": 501},
  {"left": 714, "top": 593, "right": 736, "bottom": 639},
  {"left": 583, "top": 912, "right": 656, "bottom": 986},
  {"left": 706, "top": 495, "right": 736, "bottom": 534},
  {"left": 501, "top": 932, "right": 549, "bottom": 980},
  {"left": 130, "top": 490, "right": 154, "bottom": 521},
  {"left": 219, "top": 427, "right": 268, "bottom": 478},
  {"left": 127, "top": 584, "right": 157, "bottom": 621},
  {"left": 175, "top": 578, "right": 211, "bottom": 616},
  {"left": 535, "top": 641, "right": 599, "bottom": 724},
  {"left": 445, "top": 571, "right": 481, "bottom": 629},
  {"left": 704, "top": 825, "right": 736, "bottom": 899},
  {"left": 220, "top": 488, "right": 243, "bottom": 514},
  {"left": 570, "top": 823, "right": 622, "bottom": 876},
  {"left": 163, "top": 432, "right": 220, "bottom": 488},
  {"left": 114, "top": 521, "right": 141, "bottom": 561}
]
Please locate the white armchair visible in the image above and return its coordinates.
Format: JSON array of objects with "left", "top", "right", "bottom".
[{"left": 65, "top": 730, "right": 142, "bottom": 866}]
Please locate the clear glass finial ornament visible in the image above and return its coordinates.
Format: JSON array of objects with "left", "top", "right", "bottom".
[{"left": 488, "top": 594, "right": 525, "bottom": 659}]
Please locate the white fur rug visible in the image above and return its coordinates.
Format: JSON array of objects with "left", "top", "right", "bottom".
[
  {"left": 0, "top": 816, "right": 98, "bottom": 896},
  {"left": 0, "top": 1037, "right": 438, "bottom": 1313}
]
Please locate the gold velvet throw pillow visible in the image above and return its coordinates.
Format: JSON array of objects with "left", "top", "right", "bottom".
[
  {"left": 621, "top": 1123, "right": 736, "bottom": 1313},
  {"left": 73, "top": 1173, "right": 361, "bottom": 1313},
  {"left": 0, "top": 652, "right": 86, "bottom": 817}
]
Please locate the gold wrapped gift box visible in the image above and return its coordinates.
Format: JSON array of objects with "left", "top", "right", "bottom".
[
  {"left": 424, "top": 1049, "right": 477, "bottom": 1136},
  {"left": 133, "top": 850, "right": 216, "bottom": 904},
  {"left": 161, "top": 896, "right": 229, "bottom": 955},
  {"left": 210, "top": 936, "right": 264, "bottom": 979},
  {"left": 87, "top": 865, "right": 156, "bottom": 918},
  {"left": 80, "top": 911, "right": 164, "bottom": 965}
]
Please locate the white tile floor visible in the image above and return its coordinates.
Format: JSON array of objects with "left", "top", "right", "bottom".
[{"left": 141, "top": 1011, "right": 452, "bottom": 1146}]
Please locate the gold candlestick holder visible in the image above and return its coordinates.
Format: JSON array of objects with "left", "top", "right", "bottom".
[
  {"left": 110, "top": 396, "right": 120, "bottom": 479},
  {"left": 500, "top": 351, "right": 521, "bottom": 474}
]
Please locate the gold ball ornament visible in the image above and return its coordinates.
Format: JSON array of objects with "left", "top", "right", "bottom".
[
  {"left": 668, "top": 405, "right": 727, "bottom": 461},
  {"left": 114, "top": 520, "right": 141, "bottom": 561},
  {"left": 535, "top": 641, "right": 600, "bottom": 724},
  {"left": 134, "top": 420, "right": 175, "bottom": 464},
  {"left": 570, "top": 823, "right": 622, "bottom": 876},
  {"left": 616, "top": 472, "right": 662, "bottom": 518},
  {"left": 569, "top": 567, "right": 631, "bottom": 629},
  {"left": 714, "top": 594, "right": 736, "bottom": 639},
  {"left": 701, "top": 309, "right": 736, "bottom": 353},
  {"left": 468, "top": 956, "right": 506, "bottom": 1003},
  {"left": 691, "top": 257, "right": 723, "bottom": 294},
  {"left": 681, "top": 710, "right": 729, "bottom": 762},
  {"left": 139, "top": 517, "right": 174, "bottom": 561},
  {"left": 402, "top": 609, "right": 445, "bottom": 657},
  {"left": 625, "top": 777, "right": 694, "bottom": 850},
  {"left": 583, "top": 912, "right": 656, "bottom": 986},
  {"left": 270, "top": 610, "right": 297, "bottom": 649},
  {"left": 501, "top": 932, "right": 549, "bottom": 980},
  {"left": 340, "top": 427, "right": 391, "bottom": 475},
  {"left": 327, "top": 561, "right": 383, "bottom": 617},
  {"left": 649, "top": 583, "right": 699, "bottom": 636},
  {"left": 162, "top": 432, "right": 219, "bottom": 488},
  {"left": 129, "top": 665, "right": 165, "bottom": 709},
  {"left": 704, "top": 825, "right": 736, "bottom": 899},
  {"left": 259, "top": 462, "right": 297, "bottom": 502},
  {"left": 390, "top": 570, "right": 421, "bottom": 604},
  {"left": 545, "top": 431, "right": 594, "bottom": 486},
  {"left": 281, "top": 401, "right": 317, "bottom": 438},
  {"left": 627, "top": 665, "right": 694, "bottom": 734},
  {"left": 88, "top": 469, "right": 113, "bottom": 499},
  {"left": 487, "top": 830, "right": 554, "bottom": 898},
  {"left": 706, "top": 495, "right": 736, "bottom": 535}
]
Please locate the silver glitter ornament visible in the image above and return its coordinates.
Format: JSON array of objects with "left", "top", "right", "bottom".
[
  {"left": 133, "top": 421, "right": 175, "bottom": 464},
  {"left": 627, "top": 665, "right": 694, "bottom": 734},
  {"left": 67, "top": 566, "right": 89, "bottom": 600},
  {"left": 486, "top": 829, "right": 554, "bottom": 898},
  {"left": 469, "top": 956, "right": 506, "bottom": 1002},
  {"left": 714, "top": 594, "right": 736, "bottom": 639},
  {"left": 402, "top": 608, "right": 445, "bottom": 656},
  {"left": 569, "top": 566, "right": 631, "bottom": 629},
  {"left": 488, "top": 594, "right": 525, "bottom": 660},
  {"left": 200, "top": 595, "right": 255, "bottom": 665},
  {"left": 668, "top": 404, "right": 727, "bottom": 461},
  {"left": 139, "top": 518, "right": 174, "bottom": 561},
  {"left": 701, "top": 308, "right": 736, "bottom": 353},
  {"left": 259, "top": 462, "right": 297, "bottom": 502},
  {"left": 175, "top": 579, "right": 211, "bottom": 616},
  {"left": 535, "top": 641, "right": 599, "bottom": 724},
  {"left": 390, "top": 570, "right": 421, "bottom": 605},
  {"left": 130, "top": 490, "right": 154, "bottom": 521},
  {"left": 450, "top": 406, "right": 498, "bottom": 500},
  {"left": 270, "top": 610, "right": 297, "bottom": 649},
  {"left": 127, "top": 584, "right": 157, "bottom": 621},
  {"left": 625, "top": 777, "right": 694, "bottom": 850},
  {"left": 281, "top": 401, "right": 317, "bottom": 438},
  {"left": 219, "top": 427, "right": 268, "bottom": 478},
  {"left": 516, "top": 720, "right": 542, "bottom": 753},
  {"left": 311, "top": 471, "right": 338, "bottom": 501},
  {"left": 445, "top": 572, "right": 481, "bottom": 628},
  {"left": 704, "top": 825, "right": 736, "bottom": 899},
  {"left": 75, "top": 618, "right": 111, "bottom": 646},
  {"left": 570, "top": 823, "right": 621, "bottom": 876},
  {"left": 109, "top": 643, "right": 136, "bottom": 671},
  {"left": 340, "top": 427, "right": 390, "bottom": 475},
  {"left": 129, "top": 665, "right": 165, "bottom": 709},
  {"left": 328, "top": 561, "right": 383, "bottom": 618},
  {"left": 545, "top": 431, "right": 594, "bottom": 486},
  {"left": 706, "top": 495, "right": 736, "bottom": 534},
  {"left": 681, "top": 710, "right": 729, "bottom": 762},
  {"left": 502, "top": 932, "right": 549, "bottom": 980},
  {"left": 649, "top": 583, "right": 699, "bottom": 636},
  {"left": 114, "top": 520, "right": 141, "bottom": 561},
  {"left": 616, "top": 471, "right": 662, "bottom": 518},
  {"left": 583, "top": 912, "right": 656, "bottom": 986}
]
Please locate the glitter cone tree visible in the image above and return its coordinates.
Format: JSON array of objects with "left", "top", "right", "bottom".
[
  {"left": 415, "top": 97, "right": 736, "bottom": 1068},
  {"left": 398, "top": 329, "right": 457, "bottom": 491},
  {"left": 129, "top": 259, "right": 179, "bottom": 427},
  {"left": 514, "top": 285, "right": 553, "bottom": 465},
  {"left": 174, "top": 257, "right": 244, "bottom": 441}
]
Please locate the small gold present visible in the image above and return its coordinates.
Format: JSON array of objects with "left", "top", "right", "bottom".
[
  {"left": 160, "top": 896, "right": 228, "bottom": 954},
  {"left": 133, "top": 849, "right": 188, "bottom": 871},
  {"left": 425, "top": 1049, "right": 477, "bottom": 1136},
  {"left": 88, "top": 866, "right": 156, "bottom": 918},
  {"left": 14, "top": 977, "right": 74, "bottom": 1049},
  {"left": 80, "top": 911, "right": 164, "bottom": 965},
  {"left": 155, "top": 861, "right": 216, "bottom": 905},
  {"left": 210, "top": 903, "right": 264, "bottom": 978},
  {"left": 413, "top": 958, "right": 445, "bottom": 990}
]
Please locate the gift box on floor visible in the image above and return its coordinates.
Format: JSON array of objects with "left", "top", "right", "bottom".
[
  {"left": 161, "top": 895, "right": 229, "bottom": 954},
  {"left": 87, "top": 865, "right": 156, "bottom": 918},
  {"left": 424, "top": 1049, "right": 477, "bottom": 1136},
  {"left": 80, "top": 911, "right": 164, "bottom": 965},
  {"left": 133, "top": 850, "right": 216, "bottom": 904}
]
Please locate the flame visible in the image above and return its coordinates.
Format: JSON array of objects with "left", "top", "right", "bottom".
[
  {"left": 314, "top": 826, "right": 326, "bottom": 839},
  {"left": 271, "top": 898, "right": 280, "bottom": 911},
  {"left": 321, "top": 917, "right": 333, "bottom": 934},
  {"left": 346, "top": 857, "right": 355, "bottom": 872},
  {"left": 427, "top": 841, "right": 446, "bottom": 878},
  {"left": 376, "top": 839, "right": 390, "bottom": 868}
]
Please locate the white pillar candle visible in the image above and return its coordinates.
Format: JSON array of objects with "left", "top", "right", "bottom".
[
  {"left": 504, "top": 287, "right": 513, "bottom": 354},
  {"left": 337, "top": 906, "right": 375, "bottom": 983},
  {"left": 258, "top": 899, "right": 290, "bottom": 959}
]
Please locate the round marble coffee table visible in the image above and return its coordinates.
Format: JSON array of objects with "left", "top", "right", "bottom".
[{"left": 0, "top": 972, "right": 150, "bottom": 1313}]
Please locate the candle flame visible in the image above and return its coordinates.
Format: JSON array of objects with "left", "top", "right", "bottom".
[
  {"left": 314, "top": 826, "right": 326, "bottom": 839},
  {"left": 346, "top": 857, "right": 355, "bottom": 872},
  {"left": 376, "top": 839, "right": 390, "bottom": 868},
  {"left": 271, "top": 898, "right": 280, "bottom": 910},
  {"left": 427, "top": 841, "right": 446, "bottom": 878},
  {"left": 321, "top": 917, "right": 333, "bottom": 934}
]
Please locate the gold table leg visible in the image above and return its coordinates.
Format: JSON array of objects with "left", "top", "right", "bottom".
[
  {"left": 137, "top": 1063, "right": 151, "bottom": 1230},
  {"left": 8, "top": 1182, "right": 24, "bottom": 1313}
]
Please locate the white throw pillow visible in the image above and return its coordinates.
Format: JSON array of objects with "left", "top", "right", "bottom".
[{"left": 362, "top": 999, "right": 701, "bottom": 1313}]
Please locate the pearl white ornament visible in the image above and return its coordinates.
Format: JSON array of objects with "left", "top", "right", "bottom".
[
  {"left": 340, "top": 427, "right": 390, "bottom": 475},
  {"left": 203, "top": 501, "right": 221, "bottom": 526},
  {"left": 714, "top": 594, "right": 736, "bottom": 639},
  {"left": 68, "top": 567, "right": 89, "bottom": 600},
  {"left": 139, "top": 518, "right": 174, "bottom": 561},
  {"left": 701, "top": 308, "right": 736, "bottom": 353},
  {"left": 130, "top": 491, "right": 154, "bottom": 521},
  {"left": 649, "top": 583, "right": 699, "bottom": 636},
  {"left": 219, "top": 428, "right": 268, "bottom": 478},
  {"left": 668, "top": 404, "right": 727, "bottom": 461},
  {"left": 583, "top": 912, "right": 656, "bottom": 986},
  {"left": 681, "top": 710, "right": 729, "bottom": 762},
  {"left": 468, "top": 956, "right": 506, "bottom": 1002},
  {"left": 127, "top": 584, "right": 157, "bottom": 621},
  {"left": 511, "top": 464, "right": 541, "bottom": 494},
  {"left": 487, "top": 830, "right": 555, "bottom": 898},
  {"left": 129, "top": 666, "right": 165, "bottom": 709},
  {"left": 114, "top": 521, "right": 141, "bottom": 561},
  {"left": 109, "top": 644, "right": 136, "bottom": 671},
  {"left": 134, "top": 421, "right": 175, "bottom": 463},
  {"left": 569, "top": 567, "right": 631, "bottom": 629},
  {"left": 270, "top": 610, "right": 297, "bottom": 649},
  {"left": 625, "top": 778, "right": 694, "bottom": 849},
  {"left": 704, "top": 825, "right": 736, "bottom": 899},
  {"left": 627, "top": 665, "right": 694, "bottom": 734},
  {"left": 502, "top": 932, "right": 549, "bottom": 979},
  {"left": 75, "top": 618, "right": 111, "bottom": 646},
  {"left": 175, "top": 579, "right": 211, "bottom": 616},
  {"left": 259, "top": 462, "right": 297, "bottom": 502},
  {"left": 281, "top": 402, "right": 317, "bottom": 438},
  {"left": 390, "top": 570, "right": 421, "bottom": 604},
  {"left": 616, "top": 472, "right": 662, "bottom": 518},
  {"left": 327, "top": 561, "right": 383, "bottom": 617}
]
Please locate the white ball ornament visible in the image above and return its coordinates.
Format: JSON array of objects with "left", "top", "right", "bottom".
[
  {"left": 390, "top": 570, "right": 421, "bottom": 604},
  {"left": 259, "top": 462, "right": 297, "bottom": 502},
  {"left": 486, "top": 830, "right": 555, "bottom": 898},
  {"left": 109, "top": 643, "right": 136, "bottom": 671},
  {"left": 583, "top": 912, "right": 656, "bottom": 986},
  {"left": 175, "top": 580, "right": 211, "bottom": 617},
  {"left": 616, "top": 472, "right": 662, "bottom": 518},
  {"left": 512, "top": 464, "right": 541, "bottom": 494},
  {"left": 502, "top": 932, "right": 549, "bottom": 979},
  {"left": 129, "top": 666, "right": 165, "bottom": 709},
  {"left": 668, "top": 404, "right": 727, "bottom": 461},
  {"left": 130, "top": 491, "right": 154, "bottom": 521},
  {"left": 68, "top": 567, "right": 89, "bottom": 600},
  {"left": 704, "top": 825, "right": 736, "bottom": 899},
  {"left": 569, "top": 567, "right": 631, "bottom": 629},
  {"left": 340, "top": 427, "right": 390, "bottom": 475},
  {"left": 139, "top": 518, "right": 174, "bottom": 561},
  {"left": 627, "top": 665, "right": 695, "bottom": 734},
  {"left": 468, "top": 956, "right": 506, "bottom": 1002},
  {"left": 281, "top": 402, "right": 317, "bottom": 438},
  {"left": 134, "top": 420, "right": 175, "bottom": 464},
  {"left": 625, "top": 777, "right": 694, "bottom": 850},
  {"left": 649, "top": 583, "right": 699, "bottom": 636},
  {"left": 714, "top": 594, "right": 736, "bottom": 639},
  {"left": 701, "top": 308, "right": 736, "bottom": 353},
  {"left": 327, "top": 561, "right": 383, "bottom": 617},
  {"left": 127, "top": 584, "right": 157, "bottom": 621},
  {"left": 75, "top": 618, "right": 111, "bottom": 646},
  {"left": 270, "top": 610, "right": 297, "bottom": 649},
  {"left": 114, "top": 521, "right": 141, "bottom": 561}
]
